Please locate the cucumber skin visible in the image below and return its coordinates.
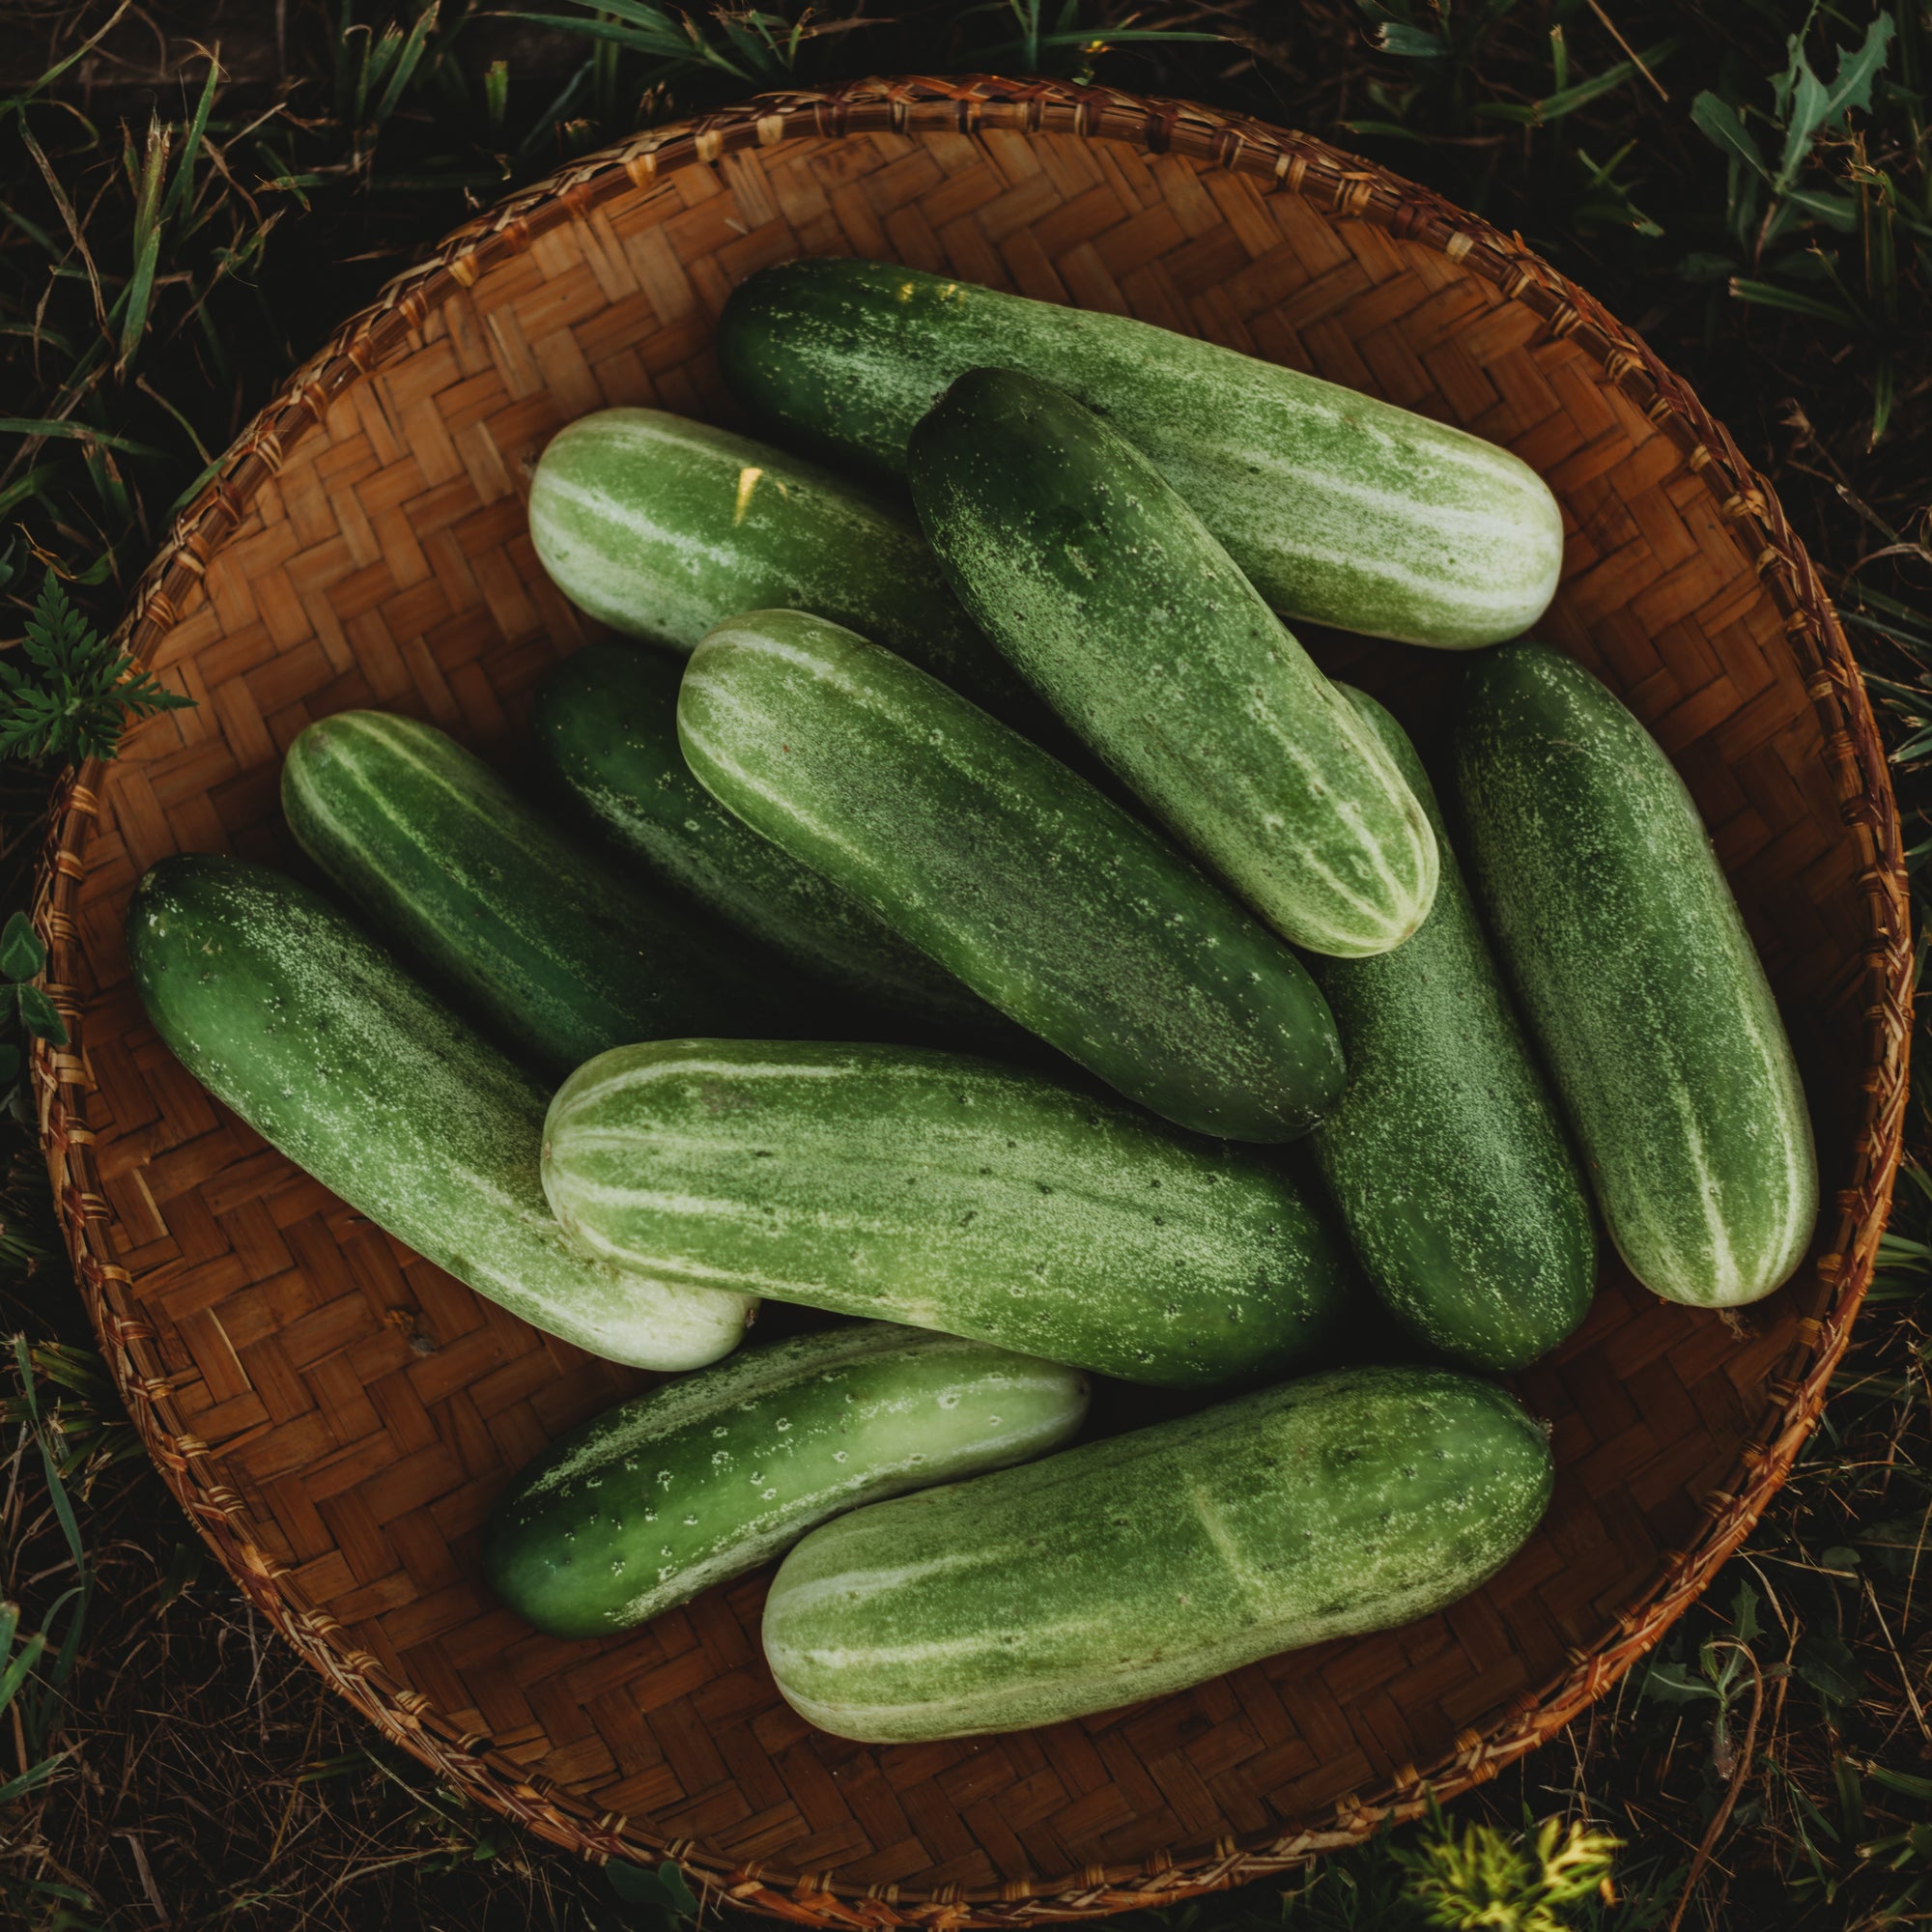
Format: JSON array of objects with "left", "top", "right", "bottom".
[
  {"left": 125, "top": 857, "right": 755, "bottom": 1371},
  {"left": 526, "top": 408, "right": 1034, "bottom": 719},
  {"left": 281, "top": 710, "right": 787, "bottom": 1077},
  {"left": 1451, "top": 644, "right": 1818, "bottom": 1307},
  {"left": 542, "top": 1038, "right": 1358, "bottom": 1388},
  {"left": 529, "top": 643, "right": 994, "bottom": 1033},
  {"left": 676, "top": 610, "right": 1346, "bottom": 1143},
  {"left": 908, "top": 368, "right": 1437, "bottom": 958},
  {"left": 762, "top": 1364, "right": 1553, "bottom": 1743},
  {"left": 483, "top": 1323, "right": 1089, "bottom": 1638},
  {"left": 1308, "top": 688, "right": 1596, "bottom": 1370},
  {"left": 718, "top": 259, "right": 1563, "bottom": 651}
]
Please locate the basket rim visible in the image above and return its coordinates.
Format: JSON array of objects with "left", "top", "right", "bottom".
[{"left": 30, "top": 71, "right": 1914, "bottom": 1927}]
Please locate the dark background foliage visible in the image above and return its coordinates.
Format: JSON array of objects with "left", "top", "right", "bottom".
[{"left": 2, "top": 2, "right": 1931, "bottom": 1926}]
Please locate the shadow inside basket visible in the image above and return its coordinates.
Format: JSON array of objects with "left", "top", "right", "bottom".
[{"left": 58, "top": 115, "right": 1876, "bottom": 1896}]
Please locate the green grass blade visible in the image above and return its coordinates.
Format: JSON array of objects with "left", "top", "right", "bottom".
[
  {"left": 158, "top": 52, "right": 221, "bottom": 228},
  {"left": 371, "top": 2, "right": 440, "bottom": 128}
]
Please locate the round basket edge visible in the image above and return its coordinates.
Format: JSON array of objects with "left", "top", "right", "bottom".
[{"left": 29, "top": 71, "right": 1915, "bottom": 1927}]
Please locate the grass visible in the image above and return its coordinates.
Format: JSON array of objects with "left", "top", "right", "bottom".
[{"left": 2, "top": 0, "right": 1931, "bottom": 1925}]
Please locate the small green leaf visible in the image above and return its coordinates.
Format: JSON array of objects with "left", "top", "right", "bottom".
[
  {"left": 15, "top": 984, "right": 68, "bottom": 1048},
  {"left": 1730, "top": 1579, "right": 1762, "bottom": 1643},
  {"left": 0, "top": 911, "right": 43, "bottom": 980},
  {"left": 1639, "top": 1657, "right": 1719, "bottom": 1703},
  {"left": 1795, "top": 1630, "right": 1867, "bottom": 1707}
]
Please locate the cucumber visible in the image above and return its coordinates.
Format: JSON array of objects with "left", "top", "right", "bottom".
[
  {"left": 1308, "top": 688, "right": 1595, "bottom": 1369},
  {"left": 908, "top": 369, "right": 1437, "bottom": 958},
  {"left": 529, "top": 642, "right": 995, "bottom": 1034},
  {"left": 762, "top": 1363, "right": 1553, "bottom": 1742},
  {"left": 282, "top": 710, "right": 787, "bottom": 1075},
  {"left": 676, "top": 611, "right": 1345, "bottom": 1142},
  {"left": 484, "top": 1322, "right": 1089, "bottom": 1638},
  {"left": 1451, "top": 643, "right": 1818, "bottom": 1307},
  {"left": 526, "top": 407, "right": 1032, "bottom": 719},
  {"left": 542, "top": 1038, "right": 1357, "bottom": 1387},
  {"left": 125, "top": 856, "right": 755, "bottom": 1370},
  {"left": 718, "top": 258, "right": 1563, "bottom": 650}
]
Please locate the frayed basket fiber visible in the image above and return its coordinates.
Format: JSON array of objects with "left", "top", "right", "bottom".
[{"left": 31, "top": 73, "right": 1912, "bottom": 1927}]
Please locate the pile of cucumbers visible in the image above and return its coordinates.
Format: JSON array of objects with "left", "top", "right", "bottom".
[{"left": 127, "top": 257, "right": 1819, "bottom": 1746}]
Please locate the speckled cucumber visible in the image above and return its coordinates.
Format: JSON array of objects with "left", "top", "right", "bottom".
[
  {"left": 282, "top": 709, "right": 787, "bottom": 1075},
  {"left": 676, "top": 610, "right": 1345, "bottom": 1142},
  {"left": 484, "top": 1322, "right": 1090, "bottom": 1639},
  {"left": 1307, "top": 688, "right": 1595, "bottom": 1369},
  {"left": 762, "top": 1364, "right": 1554, "bottom": 1742},
  {"left": 529, "top": 642, "right": 995, "bottom": 1034},
  {"left": 526, "top": 407, "right": 1034, "bottom": 719},
  {"left": 909, "top": 369, "right": 1437, "bottom": 957},
  {"left": 125, "top": 856, "right": 754, "bottom": 1370},
  {"left": 1451, "top": 644, "right": 1818, "bottom": 1307},
  {"left": 543, "top": 1038, "right": 1358, "bottom": 1386},
  {"left": 718, "top": 258, "right": 1563, "bottom": 650}
]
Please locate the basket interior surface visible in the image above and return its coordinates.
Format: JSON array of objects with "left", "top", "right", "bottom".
[{"left": 49, "top": 105, "right": 1896, "bottom": 1907}]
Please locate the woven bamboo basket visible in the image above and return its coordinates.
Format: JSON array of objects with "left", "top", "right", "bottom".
[{"left": 31, "top": 73, "right": 1912, "bottom": 1924}]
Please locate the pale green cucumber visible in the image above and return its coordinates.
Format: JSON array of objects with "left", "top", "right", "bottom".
[
  {"left": 528, "top": 641, "right": 996, "bottom": 1032},
  {"left": 125, "top": 856, "right": 754, "bottom": 1370},
  {"left": 675, "top": 610, "right": 1346, "bottom": 1142},
  {"left": 1308, "top": 688, "right": 1595, "bottom": 1369},
  {"left": 762, "top": 1364, "right": 1554, "bottom": 1742},
  {"left": 908, "top": 368, "right": 1437, "bottom": 957},
  {"left": 483, "top": 1322, "right": 1089, "bottom": 1638},
  {"left": 541, "top": 1038, "right": 1358, "bottom": 1387},
  {"left": 282, "top": 708, "right": 785, "bottom": 1074},
  {"left": 1451, "top": 643, "right": 1818, "bottom": 1307},
  {"left": 718, "top": 258, "right": 1564, "bottom": 649},
  {"left": 526, "top": 407, "right": 1033, "bottom": 717}
]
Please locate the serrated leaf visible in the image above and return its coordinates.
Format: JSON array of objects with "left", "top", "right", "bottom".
[
  {"left": 1730, "top": 1579, "right": 1762, "bottom": 1644},
  {"left": 1639, "top": 1657, "right": 1718, "bottom": 1703},
  {"left": 1777, "top": 15, "right": 1896, "bottom": 187},
  {"left": 0, "top": 911, "right": 43, "bottom": 980}
]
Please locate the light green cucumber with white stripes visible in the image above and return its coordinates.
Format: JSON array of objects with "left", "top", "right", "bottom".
[
  {"left": 282, "top": 709, "right": 788, "bottom": 1075},
  {"left": 909, "top": 369, "right": 1437, "bottom": 957},
  {"left": 1308, "top": 687, "right": 1595, "bottom": 1369},
  {"left": 719, "top": 258, "right": 1564, "bottom": 649},
  {"left": 484, "top": 1322, "right": 1089, "bottom": 1639},
  {"left": 676, "top": 610, "right": 1346, "bottom": 1142},
  {"left": 541, "top": 1038, "right": 1359, "bottom": 1386},
  {"left": 125, "top": 857, "right": 754, "bottom": 1370},
  {"left": 529, "top": 642, "right": 997, "bottom": 1033},
  {"left": 1452, "top": 643, "right": 1818, "bottom": 1307},
  {"left": 526, "top": 407, "right": 1036, "bottom": 720},
  {"left": 762, "top": 1364, "right": 1554, "bottom": 1742}
]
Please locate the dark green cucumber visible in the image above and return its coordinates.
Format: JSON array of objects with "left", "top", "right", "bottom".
[
  {"left": 282, "top": 709, "right": 789, "bottom": 1075},
  {"left": 762, "top": 1364, "right": 1554, "bottom": 1742},
  {"left": 675, "top": 610, "right": 1345, "bottom": 1142},
  {"left": 1308, "top": 688, "right": 1595, "bottom": 1369},
  {"left": 1452, "top": 643, "right": 1818, "bottom": 1307},
  {"left": 526, "top": 407, "right": 1033, "bottom": 718},
  {"left": 909, "top": 368, "right": 1437, "bottom": 958},
  {"left": 529, "top": 642, "right": 995, "bottom": 1033},
  {"left": 484, "top": 1322, "right": 1089, "bottom": 1638},
  {"left": 718, "top": 258, "right": 1563, "bottom": 650},
  {"left": 542, "top": 1038, "right": 1358, "bottom": 1387},
  {"left": 125, "top": 857, "right": 754, "bottom": 1369}
]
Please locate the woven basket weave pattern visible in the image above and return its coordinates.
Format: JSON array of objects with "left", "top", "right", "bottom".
[{"left": 31, "top": 76, "right": 1911, "bottom": 1925}]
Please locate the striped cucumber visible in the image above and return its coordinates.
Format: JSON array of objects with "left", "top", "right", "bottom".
[
  {"left": 718, "top": 258, "right": 1563, "bottom": 649},
  {"left": 1451, "top": 643, "right": 1818, "bottom": 1307},
  {"left": 526, "top": 407, "right": 1034, "bottom": 719},
  {"left": 1308, "top": 688, "right": 1595, "bottom": 1369},
  {"left": 542, "top": 1038, "right": 1358, "bottom": 1387},
  {"left": 908, "top": 368, "right": 1437, "bottom": 957},
  {"left": 529, "top": 642, "right": 994, "bottom": 1033},
  {"left": 125, "top": 857, "right": 754, "bottom": 1369},
  {"left": 676, "top": 610, "right": 1346, "bottom": 1142},
  {"left": 282, "top": 709, "right": 787, "bottom": 1075},
  {"left": 484, "top": 1322, "right": 1089, "bottom": 1638},
  {"left": 762, "top": 1364, "right": 1554, "bottom": 1742}
]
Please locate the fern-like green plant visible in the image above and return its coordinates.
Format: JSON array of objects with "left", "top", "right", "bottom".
[
  {"left": 0, "top": 569, "right": 192, "bottom": 764},
  {"left": 1391, "top": 1801, "right": 1619, "bottom": 1932}
]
